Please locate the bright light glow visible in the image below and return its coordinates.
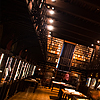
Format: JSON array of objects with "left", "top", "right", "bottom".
[
  {"left": 5, "top": 57, "right": 10, "bottom": 68},
  {"left": 49, "top": 10, "right": 54, "bottom": 14},
  {"left": 49, "top": 31, "right": 51, "bottom": 34},
  {"left": 49, "top": 19, "right": 53, "bottom": 23},
  {"left": 58, "top": 47, "right": 61, "bottom": 49},
  {"left": 97, "top": 40, "right": 100, "bottom": 43},
  {"left": 48, "top": 34, "right": 51, "bottom": 37},
  {"left": 51, "top": 50, "right": 53, "bottom": 53},
  {"left": 55, "top": 59, "right": 58, "bottom": 62},
  {"left": 10, "top": 59, "right": 17, "bottom": 81},
  {"left": 65, "top": 88, "right": 75, "bottom": 92},
  {"left": 51, "top": 0, "right": 56, "bottom": 2},
  {"left": 57, "top": 52, "right": 59, "bottom": 54},
  {"left": 73, "top": 56, "right": 75, "bottom": 58},
  {"left": 41, "top": 0, "right": 43, "bottom": 2},
  {"left": 39, "top": 3, "right": 42, "bottom": 8},
  {"left": 53, "top": 51, "right": 55, "bottom": 53},
  {"left": 52, "top": 7, "right": 55, "bottom": 10},
  {"left": 47, "top": 6, "right": 50, "bottom": 8},
  {"left": 52, "top": 43, "right": 54, "bottom": 45},
  {"left": 91, "top": 44, "right": 94, "bottom": 46},
  {"left": 14, "top": 60, "right": 21, "bottom": 80},
  {"left": 32, "top": 66, "right": 36, "bottom": 75},
  {"left": 57, "top": 49, "right": 60, "bottom": 52},
  {"left": 47, "top": 25, "right": 54, "bottom": 30},
  {"left": 78, "top": 55, "right": 80, "bottom": 57},
  {"left": 0, "top": 70, "right": 2, "bottom": 73},
  {"left": 0, "top": 53, "right": 4, "bottom": 65}
]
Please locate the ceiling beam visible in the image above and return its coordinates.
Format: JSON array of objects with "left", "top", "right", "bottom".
[
  {"left": 46, "top": 0, "right": 100, "bottom": 25},
  {"left": 46, "top": 9, "right": 100, "bottom": 34}
]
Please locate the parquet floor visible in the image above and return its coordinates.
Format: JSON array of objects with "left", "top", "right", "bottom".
[{"left": 8, "top": 86, "right": 59, "bottom": 100}]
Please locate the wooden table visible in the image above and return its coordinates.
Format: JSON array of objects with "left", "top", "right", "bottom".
[
  {"left": 25, "top": 79, "right": 38, "bottom": 82},
  {"left": 24, "top": 79, "right": 38, "bottom": 93},
  {"left": 51, "top": 81, "right": 76, "bottom": 91},
  {"left": 51, "top": 81, "right": 76, "bottom": 100},
  {"left": 62, "top": 88, "right": 88, "bottom": 100}
]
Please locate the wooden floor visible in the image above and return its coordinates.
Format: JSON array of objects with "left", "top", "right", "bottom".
[{"left": 8, "top": 86, "right": 59, "bottom": 100}]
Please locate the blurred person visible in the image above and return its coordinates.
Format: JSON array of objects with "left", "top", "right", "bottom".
[{"left": 62, "top": 72, "right": 70, "bottom": 83}]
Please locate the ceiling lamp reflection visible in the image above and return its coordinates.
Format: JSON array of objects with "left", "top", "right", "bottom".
[
  {"left": 52, "top": 7, "right": 55, "bottom": 10},
  {"left": 48, "top": 34, "right": 51, "bottom": 37},
  {"left": 49, "top": 19, "right": 53, "bottom": 23},
  {"left": 51, "top": 0, "right": 56, "bottom": 2},
  {"left": 49, "top": 10, "right": 54, "bottom": 15},
  {"left": 97, "top": 40, "right": 100, "bottom": 43},
  {"left": 91, "top": 44, "right": 94, "bottom": 47},
  {"left": 47, "top": 6, "right": 50, "bottom": 8},
  {"left": 49, "top": 31, "right": 51, "bottom": 34},
  {"left": 47, "top": 25, "right": 54, "bottom": 30}
]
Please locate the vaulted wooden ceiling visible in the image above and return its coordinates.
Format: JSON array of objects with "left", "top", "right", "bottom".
[{"left": 46, "top": 0, "right": 100, "bottom": 46}]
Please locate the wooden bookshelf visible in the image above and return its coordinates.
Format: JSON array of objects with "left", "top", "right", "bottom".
[
  {"left": 47, "top": 32, "right": 64, "bottom": 64},
  {"left": 72, "top": 44, "right": 93, "bottom": 69}
]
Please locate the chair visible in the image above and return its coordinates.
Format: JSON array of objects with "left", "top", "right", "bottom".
[{"left": 36, "top": 78, "right": 42, "bottom": 88}]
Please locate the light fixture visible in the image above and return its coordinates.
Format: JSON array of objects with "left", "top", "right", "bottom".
[
  {"left": 25, "top": 49, "right": 27, "bottom": 52},
  {"left": 57, "top": 52, "right": 59, "bottom": 54},
  {"left": 97, "top": 40, "right": 100, "bottom": 43},
  {"left": 49, "top": 31, "right": 51, "bottom": 34},
  {"left": 38, "top": 68, "right": 41, "bottom": 71},
  {"left": 0, "top": 70, "right": 2, "bottom": 73},
  {"left": 48, "top": 34, "right": 51, "bottom": 37},
  {"left": 49, "top": 10, "right": 54, "bottom": 15},
  {"left": 0, "top": 53, "right": 4, "bottom": 65},
  {"left": 51, "top": 0, "right": 56, "bottom": 2},
  {"left": 91, "top": 44, "right": 94, "bottom": 47},
  {"left": 41, "top": 0, "right": 44, "bottom": 2},
  {"left": 47, "top": 25, "right": 54, "bottom": 30},
  {"left": 49, "top": 19, "right": 53, "bottom": 23},
  {"left": 52, "top": 7, "right": 55, "bottom": 10},
  {"left": 78, "top": 55, "right": 80, "bottom": 57},
  {"left": 47, "top": 6, "right": 50, "bottom": 8},
  {"left": 73, "top": 56, "right": 75, "bottom": 59}
]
